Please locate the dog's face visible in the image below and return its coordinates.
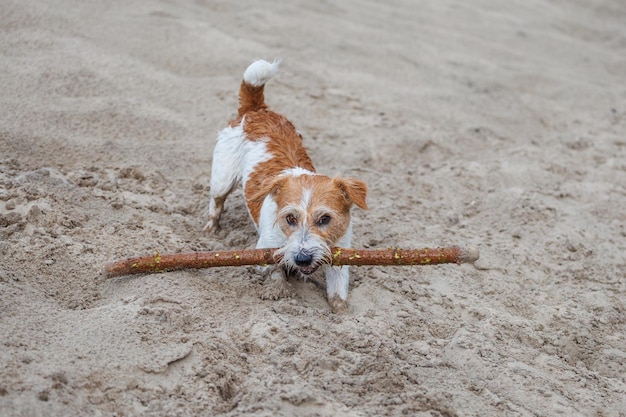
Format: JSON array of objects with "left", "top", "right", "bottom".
[{"left": 267, "top": 174, "right": 367, "bottom": 275}]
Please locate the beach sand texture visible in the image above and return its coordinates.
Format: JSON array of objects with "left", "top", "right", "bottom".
[{"left": 1, "top": 1, "right": 625, "bottom": 415}]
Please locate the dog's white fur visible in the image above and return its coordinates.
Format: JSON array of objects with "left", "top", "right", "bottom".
[
  {"left": 243, "top": 59, "right": 280, "bottom": 87},
  {"left": 205, "top": 60, "right": 367, "bottom": 313}
]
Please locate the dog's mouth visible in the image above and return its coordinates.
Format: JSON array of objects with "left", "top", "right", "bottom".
[
  {"left": 297, "top": 264, "right": 320, "bottom": 275},
  {"left": 280, "top": 245, "right": 331, "bottom": 276}
]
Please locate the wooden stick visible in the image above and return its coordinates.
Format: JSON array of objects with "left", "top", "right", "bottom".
[{"left": 104, "top": 245, "right": 478, "bottom": 279}]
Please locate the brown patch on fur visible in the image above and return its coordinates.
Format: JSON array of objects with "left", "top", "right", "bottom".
[
  {"left": 237, "top": 82, "right": 268, "bottom": 116},
  {"left": 241, "top": 110, "right": 316, "bottom": 224}
]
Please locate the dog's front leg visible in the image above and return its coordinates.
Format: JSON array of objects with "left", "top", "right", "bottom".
[
  {"left": 258, "top": 265, "right": 295, "bottom": 300},
  {"left": 325, "top": 265, "right": 350, "bottom": 314},
  {"left": 255, "top": 205, "right": 294, "bottom": 300}
]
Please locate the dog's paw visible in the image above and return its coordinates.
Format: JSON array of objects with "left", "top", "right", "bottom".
[
  {"left": 260, "top": 279, "right": 295, "bottom": 300},
  {"left": 202, "top": 218, "right": 219, "bottom": 234},
  {"left": 328, "top": 295, "right": 349, "bottom": 314}
]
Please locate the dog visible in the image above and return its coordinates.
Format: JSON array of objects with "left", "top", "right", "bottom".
[{"left": 204, "top": 59, "right": 367, "bottom": 313}]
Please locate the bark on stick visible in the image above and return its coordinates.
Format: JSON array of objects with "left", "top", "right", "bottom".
[{"left": 104, "top": 246, "right": 479, "bottom": 279}]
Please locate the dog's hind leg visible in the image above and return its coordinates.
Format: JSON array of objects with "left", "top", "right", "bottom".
[
  {"left": 203, "top": 125, "right": 245, "bottom": 233},
  {"left": 204, "top": 194, "right": 229, "bottom": 233}
]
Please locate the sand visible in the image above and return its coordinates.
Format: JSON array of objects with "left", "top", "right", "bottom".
[{"left": 1, "top": 0, "right": 625, "bottom": 416}]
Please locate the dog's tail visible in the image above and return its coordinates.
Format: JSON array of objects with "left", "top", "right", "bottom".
[{"left": 238, "top": 59, "right": 280, "bottom": 116}]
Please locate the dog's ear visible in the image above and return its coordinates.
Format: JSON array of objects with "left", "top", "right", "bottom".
[
  {"left": 266, "top": 176, "right": 287, "bottom": 197},
  {"left": 334, "top": 178, "right": 368, "bottom": 210},
  {"left": 248, "top": 176, "right": 287, "bottom": 206}
]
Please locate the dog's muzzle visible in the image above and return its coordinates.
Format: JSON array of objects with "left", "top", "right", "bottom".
[{"left": 294, "top": 252, "right": 318, "bottom": 275}]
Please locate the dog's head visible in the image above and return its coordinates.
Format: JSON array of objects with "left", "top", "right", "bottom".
[{"left": 264, "top": 174, "right": 367, "bottom": 275}]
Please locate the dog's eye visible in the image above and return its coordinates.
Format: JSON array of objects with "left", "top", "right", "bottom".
[
  {"left": 285, "top": 214, "right": 297, "bottom": 226},
  {"left": 317, "top": 215, "right": 331, "bottom": 226}
]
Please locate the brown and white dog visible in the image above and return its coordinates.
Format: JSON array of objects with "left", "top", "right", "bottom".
[{"left": 204, "top": 59, "right": 367, "bottom": 313}]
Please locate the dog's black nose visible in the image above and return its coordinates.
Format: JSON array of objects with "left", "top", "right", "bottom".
[{"left": 294, "top": 253, "right": 313, "bottom": 267}]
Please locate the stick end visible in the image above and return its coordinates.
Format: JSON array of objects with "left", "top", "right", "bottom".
[{"left": 458, "top": 245, "right": 479, "bottom": 263}]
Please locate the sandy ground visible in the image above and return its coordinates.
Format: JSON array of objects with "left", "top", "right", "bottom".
[{"left": 1, "top": 0, "right": 625, "bottom": 416}]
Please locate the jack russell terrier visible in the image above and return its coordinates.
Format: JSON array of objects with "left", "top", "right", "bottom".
[{"left": 204, "top": 59, "right": 367, "bottom": 313}]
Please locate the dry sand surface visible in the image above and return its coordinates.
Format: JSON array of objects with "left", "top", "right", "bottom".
[{"left": 1, "top": 0, "right": 625, "bottom": 416}]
